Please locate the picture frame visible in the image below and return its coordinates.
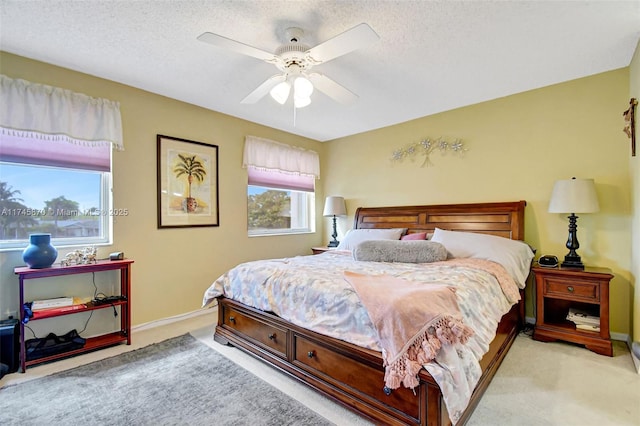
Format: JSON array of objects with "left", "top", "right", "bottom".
[{"left": 157, "top": 135, "right": 219, "bottom": 228}]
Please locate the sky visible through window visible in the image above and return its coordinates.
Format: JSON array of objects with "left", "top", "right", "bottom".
[
  {"left": 248, "top": 186, "right": 266, "bottom": 196},
  {"left": 0, "top": 163, "right": 100, "bottom": 212}
]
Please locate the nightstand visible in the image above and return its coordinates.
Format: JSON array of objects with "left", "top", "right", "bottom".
[
  {"left": 532, "top": 265, "right": 613, "bottom": 356},
  {"left": 311, "top": 247, "right": 336, "bottom": 255}
]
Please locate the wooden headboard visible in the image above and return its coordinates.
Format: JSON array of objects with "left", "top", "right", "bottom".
[{"left": 353, "top": 200, "right": 526, "bottom": 241}]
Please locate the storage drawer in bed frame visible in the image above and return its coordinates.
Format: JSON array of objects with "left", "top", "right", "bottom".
[
  {"left": 220, "top": 306, "right": 288, "bottom": 358},
  {"left": 293, "top": 333, "right": 422, "bottom": 418}
]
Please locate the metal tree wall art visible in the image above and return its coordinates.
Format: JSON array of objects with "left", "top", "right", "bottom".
[{"left": 391, "top": 137, "right": 467, "bottom": 167}]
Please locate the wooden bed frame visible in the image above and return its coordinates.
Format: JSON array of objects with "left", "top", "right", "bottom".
[{"left": 214, "top": 201, "right": 527, "bottom": 426}]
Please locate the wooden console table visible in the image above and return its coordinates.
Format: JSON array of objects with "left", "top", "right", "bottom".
[{"left": 15, "top": 259, "right": 133, "bottom": 371}]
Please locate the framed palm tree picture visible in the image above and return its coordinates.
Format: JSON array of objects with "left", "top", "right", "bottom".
[{"left": 157, "top": 135, "right": 219, "bottom": 228}]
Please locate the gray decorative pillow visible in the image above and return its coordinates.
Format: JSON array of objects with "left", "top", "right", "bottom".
[{"left": 352, "top": 240, "right": 448, "bottom": 263}]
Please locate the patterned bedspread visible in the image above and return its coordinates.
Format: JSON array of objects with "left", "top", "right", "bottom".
[{"left": 202, "top": 251, "right": 520, "bottom": 424}]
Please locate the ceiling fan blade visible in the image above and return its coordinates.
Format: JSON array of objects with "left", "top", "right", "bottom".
[
  {"left": 197, "top": 32, "right": 277, "bottom": 63},
  {"left": 306, "top": 23, "right": 379, "bottom": 64},
  {"left": 241, "top": 74, "right": 286, "bottom": 104},
  {"left": 308, "top": 73, "right": 358, "bottom": 105}
]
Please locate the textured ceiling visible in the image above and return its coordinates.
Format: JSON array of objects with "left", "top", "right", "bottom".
[{"left": 1, "top": 1, "right": 639, "bottom": 142}]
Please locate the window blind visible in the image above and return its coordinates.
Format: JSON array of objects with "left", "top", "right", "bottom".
[{"left": 243, "top": 136, "right": 319, "bottom": 192}]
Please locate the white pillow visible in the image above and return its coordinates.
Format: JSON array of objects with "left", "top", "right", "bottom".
[
  {"left": 336, "top": 228, "right": 406, "bottom": 251},
  {"left": 430, "top": 228, "right": 534, "bottom": 288}
]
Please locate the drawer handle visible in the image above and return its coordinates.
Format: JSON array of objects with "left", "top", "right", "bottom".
[
  {"left": 567, "top": 286, "right": 574, "bottom": 293},
  {"left": 268, "top": 333, "right": 276, "bottom": 341},
  {"left": 307, "top": 350, "right": 315, "bottom": 358},
  {"left": 228, "top": 316, "right": 235, "bottom": 324},
  {"left": 383, "top": 386, "right": 392, "bottom": 396}
]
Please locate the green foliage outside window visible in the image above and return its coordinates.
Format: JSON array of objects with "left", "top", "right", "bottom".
[{"left": 247, "top": 189, "right": 291, "bottom": 230}]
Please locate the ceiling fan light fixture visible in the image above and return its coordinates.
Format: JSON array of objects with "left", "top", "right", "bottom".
[
  {"left": 294, "top": 76, "right": 314, "bottom": 98},
  {"left": 270, "top": 81, "right": 291, "bottom": 104},
  {"left": 294, "top": 95, "right": 311, "bottom": 108},
  {"left": 198, "top": 23, "right": 379, "bottom": 109}
]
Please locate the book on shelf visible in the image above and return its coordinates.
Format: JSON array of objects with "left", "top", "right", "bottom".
[
  {"left": 31, "top": 297, "right": 91, "bottom": 311},
  {"left": 31, "top": 304, "right": 87, "bottom": 318},
  {"left": 576, "top": 323, "right": 600, "bottom": 332},
  {"left": 566, "top": 308, "right": 600, "bottom": 326},
  {"left": 31, "top": 297, "right": 73, "bottom": 310}
]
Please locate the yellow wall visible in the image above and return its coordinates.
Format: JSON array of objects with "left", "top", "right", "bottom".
[
  {"left": 0, "top": 52, "right": 326, "bottom": 327},
  {"left": 0, "top": 51, "right": 635, "bottom": 338},
  {"left": 629, "top": 39, "right": 640, "bottom": 343},
  {"left": 324, "top": 69, "right": 632, "bottom": 335}
]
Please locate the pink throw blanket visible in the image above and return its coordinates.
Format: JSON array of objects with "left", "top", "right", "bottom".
[{"left": 343, "top": 271, "right": 474, "bottom": 390}]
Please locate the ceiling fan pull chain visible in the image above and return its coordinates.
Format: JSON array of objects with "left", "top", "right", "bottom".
[{"left": 293, "top": 102, "right": 297, "bottom": 127}]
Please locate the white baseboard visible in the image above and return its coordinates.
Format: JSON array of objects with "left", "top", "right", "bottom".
[
  {"left": 627, "top": 337, "right": 640, "bottom": 374},
  {"left": 610, "top": 331, "right": 629, "bottom": 343},
  {"left": 632, "top": 355, "right": 640, "bottom": 374},
  {"left": 132, "top": 308, "right": 213, "bottom": 333}
]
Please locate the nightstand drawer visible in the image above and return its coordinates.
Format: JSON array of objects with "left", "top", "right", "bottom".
[{"left": 544, "top": 279, "right": 599, "bottom": 302}]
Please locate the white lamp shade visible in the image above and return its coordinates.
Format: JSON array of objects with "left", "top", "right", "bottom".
[
  {"left": 323, "top": 196, "right": 347, "bottom": 217},
  {"left": 294, "top": 76, "right": 314, "bottom": 97},
  {"left": 293, "top": 76, "right": 313, "bottom": 108},
  {"left": 548, "top": 178, "right": 600, "bottom": 213},
  {"left": 270, "top": 81, "right": 291, "bottom": 104},
  {"left": 294, "top": 95, "right": 311, "bottom": 108},
  {"left": 269, "top": 75, "right": 314, "bottom": 107}
]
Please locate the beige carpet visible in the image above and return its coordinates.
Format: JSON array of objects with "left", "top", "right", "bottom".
[
  {"left": 467, "top": 332, "right": 639, "bottom": 426},
  {"left": 193, "top": 322, "right": 640, "bottom": 426}
]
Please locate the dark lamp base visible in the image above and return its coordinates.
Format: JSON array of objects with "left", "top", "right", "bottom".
[
  {"left": 327, "top": 214, "right": 340, "bottom": 248},
  {"left": 561, "top": 213, "right": 585, "bottom": 269},
  {"left": 561, "top": 255, "right": 584, "bottom": 269}
]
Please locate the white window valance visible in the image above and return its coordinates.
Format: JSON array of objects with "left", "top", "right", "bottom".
[
  {"left": 0, "top": 74, "right": 123, "bottom": 150},
  {"left": 242, "top": 136, "right": 320, "bottom": 178}
]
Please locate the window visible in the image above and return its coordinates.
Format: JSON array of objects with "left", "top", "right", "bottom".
[
  {"left": 243, "top": 136, "right": 319, "bottom": 236},
  {"left": 0, "top": 75, "right": 123, "bottom": 250},
  {"left": 247, "top": 186, "right": 314, "bottom": 235},
  {"left": 0, "top": 162, "right": 112, "bottom": 249}
]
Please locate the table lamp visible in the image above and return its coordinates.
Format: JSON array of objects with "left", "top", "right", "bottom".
[
  {"left": 548, "top": 177, "right": 599, "bottom": 269},
  {"left": 323, "top": 196, "right": 347, "bottom": 247}
]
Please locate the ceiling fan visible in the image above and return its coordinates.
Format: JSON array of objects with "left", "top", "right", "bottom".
[{"left": 197, "top": 23, "right": 379, "bottom": 108}]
